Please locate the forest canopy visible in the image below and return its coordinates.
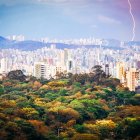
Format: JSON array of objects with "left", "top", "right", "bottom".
[{"left": 0, "top": 66, "right": 139, "bottom": 140}]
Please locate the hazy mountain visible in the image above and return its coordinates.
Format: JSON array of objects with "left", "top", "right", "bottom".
[
  {"left": 0, "top": 36, "right": 7, "bottom": 41},
  {"left": 11, "top": 40, "right": 48, "bottom": 51},
  {"left": 0, "top": 36, "right": 13, "bottom": 49},
  {"left": 125, "top": 41, "right": 140, "bottom": 46},
  {"left": 1, "top": 36, "right": 139, "bottom": 51},
  {"left": 103, "top": 39, "right": 121, "bottom": 47}
]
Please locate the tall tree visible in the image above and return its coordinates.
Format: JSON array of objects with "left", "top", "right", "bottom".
[{"left": 7, "top": 70, "right": 26, "bottom": 82}]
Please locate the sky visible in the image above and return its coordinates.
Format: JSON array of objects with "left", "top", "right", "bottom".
[{"left": 0, "top": 0, "right": 140, "bottom": 41}]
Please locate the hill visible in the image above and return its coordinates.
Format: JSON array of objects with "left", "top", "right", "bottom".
[
  {"left": 0, "top": 36, "right": 124, "bottom": 51},
  {"left": 125, "top": 41, "right": 140, "bottom": 46},
  {"left": 0, "top": 36, "right": 48, "bottom": 50},
  {"left": 1, "top": 36, "right": 140, "bottom": 51}
]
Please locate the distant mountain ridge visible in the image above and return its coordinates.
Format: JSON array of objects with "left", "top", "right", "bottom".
[
  {"left": 0, "top": 36, "right": 48, "bottom": 50},
  {"left": 0, "top": 36, "right": 140, "bottom": 51},
  {"left": 125, "top": 41, "right": 140, "bottom": 46},
  {"left": 0, "top": 36, "right": 73, "bottom": 51},
  {"left": 0, "top": 36, "right": 7, "bottom": 41}
]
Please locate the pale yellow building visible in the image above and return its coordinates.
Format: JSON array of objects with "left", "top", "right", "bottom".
[
  {"left": 116, "top": 62, "right": 125, "bottom": 83},
  {"left": 126, "top": 68, "right": 137, "bottom": 91}
]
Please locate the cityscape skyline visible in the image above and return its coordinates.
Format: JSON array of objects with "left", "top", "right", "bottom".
[
  {"left": 0, "top": 43, "right": 140, "bottom": 91},
  {"left": 0, "top": 1, "right": 140, "bottom": 139},
  {"left": 0, "top": 0, "right": 140, "bottom": 41}
]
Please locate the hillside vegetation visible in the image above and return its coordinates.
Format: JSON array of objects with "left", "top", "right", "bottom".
[{"left": 0, "top": 66, "right": 140, "bottom": 140}]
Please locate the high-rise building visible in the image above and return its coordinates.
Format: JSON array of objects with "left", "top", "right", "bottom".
[
  {"left": 105, "top": 64, "right": 109, "bottom": 76},
  {"left": 0, "top": 58, "right": 8, "bottom": 74},
  {"left": 126, "top": 68, "right": 137, "bottom": 91},
  {"left": 59, "top": 50, "right": 65, "bottom": 67},
  {"left": 50, "top": 44, "right": 56, "bottom": 49},
  {"left": 34, "top": 62, "right": 46, "bottom": 79},
  {"left": 116, "top": 62, "right": 125, "bottom": 82},
  {"left": 64, "top": 49, "right": 68, "bottom": 66},
  {"left": 34, "top": 62, "right": 64, "bottom": 79},
  {"left": 134, "top": 70, "right": 140, "bottom": 91},
  {"left": 67, "top": 60, "right": 73, "bottom": 73}
]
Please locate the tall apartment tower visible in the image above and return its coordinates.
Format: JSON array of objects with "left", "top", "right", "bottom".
[
  {"left": 126, "top": 68, "right": 137, "bottom": 91},
  {"left": 116, "top": 62, "right": 125, "bottom": 82},
  {"left": 0, "top": 58, "right": 8, "bottom": 74},
  {"left": 105, "top": 64, "right": 109, "bottom": 77},
  {"left": 34, "top": 62, "right": 46, "bottom": 79},
  {"left": 67, "top": 60, "right": 73, "bottom": 73},
  {"left": 64, "top": 49, "right": 68, "bottom": 66}
]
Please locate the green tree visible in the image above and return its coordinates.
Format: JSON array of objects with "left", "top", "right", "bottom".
[
  {"left": 0, "top": 85, "right": 4, "bottom": 95},
  {"left": 7, "top": 70, "right": 26, "bottom": 82}
]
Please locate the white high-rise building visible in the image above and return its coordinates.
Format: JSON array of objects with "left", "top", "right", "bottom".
[
  {"left": 34, "top": 62, "right": 46, "bottom": 79},
  {"left": 0, "top": 58, "right": 8, "bottom": 74},
  {"left": 34, "top": 62, "right": 62, "bottom": 79}
]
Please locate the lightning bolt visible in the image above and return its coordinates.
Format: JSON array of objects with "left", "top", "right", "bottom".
[{"left": 127, "top": 0, "right": 136, "bottom": 41}]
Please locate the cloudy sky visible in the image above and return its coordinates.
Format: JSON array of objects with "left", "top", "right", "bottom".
[{"left": 0, "top": 0, "right": 140, "bottom": 41}]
